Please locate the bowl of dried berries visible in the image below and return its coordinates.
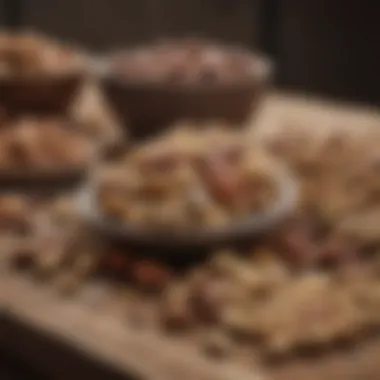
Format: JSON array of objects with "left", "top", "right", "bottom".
[{"left": 97, "top": 39, "right": 272, "bottom": 137}]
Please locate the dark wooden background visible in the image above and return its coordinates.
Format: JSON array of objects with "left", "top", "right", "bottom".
[
  {"left": 0, "top": 0, "right": 5, "bottom": 25},
  {"left": 21, "top": 0, "right": 262, "bottom": 51},
  {"left": 1, "top": 0, "right": 380, "bottom": 105}
]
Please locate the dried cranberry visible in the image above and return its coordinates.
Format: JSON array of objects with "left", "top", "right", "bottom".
[
  {"left": 11, "top": 247, "right": 36, "bottom": 270},
  {"left": 318, "top": 236, "right": 359, "bottom": 268},
  {"left": 285, "top": 236, "right": 317, "bottom": 267},
  {"left": 132, "top": 260, "right": 172, "bottom": 293},
  {"left": 275, "top": 222, "right": 319, "bottom": 268},
  {"left": 103, "top": 251, "right": 129, "bottom": 273}
]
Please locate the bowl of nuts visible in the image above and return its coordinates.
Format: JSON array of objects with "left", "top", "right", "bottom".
[
  {"left": 77, "top": 127, "right": 298, "bottom": 249},
  {"left": 98, "top": 40, "right": 272, "bottom": 137},
  {"left": 0, "top": 115, "right": 96, "bottom": 186},
  {"left": 0, "top": 32, "right": 86, "bottom": 113}
]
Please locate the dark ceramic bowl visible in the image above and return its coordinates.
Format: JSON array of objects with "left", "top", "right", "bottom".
[
  {"left": 0, "top": 69, "right": 85, "bottom": 114},
  {"left": 75, "top": 168, "right": 299, "bottom": 251},
  {"left": 0, "top": 166, "right": 88, "bottom": 190},
  {"left": 97, "top": 46, "right": 272, "bottom": 138}
]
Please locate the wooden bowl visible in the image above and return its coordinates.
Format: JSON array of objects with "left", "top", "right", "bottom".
[
  {"left": 76, "top": 169, "right": 299, "bottom": 251},
  {"left": 0, "top": 71, "right": 84, "bottom": 114},
  {"left": 97, "top": 47, "right": 272, "bottom": 138}
]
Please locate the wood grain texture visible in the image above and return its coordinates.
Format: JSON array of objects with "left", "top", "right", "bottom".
[{"left": 2, "top": 273, "right": 265, "bottom": 380}]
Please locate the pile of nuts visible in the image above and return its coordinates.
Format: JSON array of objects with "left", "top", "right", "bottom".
[
  {"left": 0, "top": 32, "right": 82, "bottom": 76},
  {"left": 0, "top": 115, "right": 94, "bottom": 169},
  {"left": 98, "top": 126, "right": 282, "bottom": 230},
  {"left": 0, "top": 191, "right": 82, "bottom": 236},
  {"left": 112, "top": 40, "right": 267, "bottom": 85},
  {"left": 9, "top": 208, "right": 380, "bottom": 363}
]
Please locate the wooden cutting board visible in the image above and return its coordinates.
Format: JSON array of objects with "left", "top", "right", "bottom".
[{"left": 3, "top": 93, "right": 380, "bottom": 380}]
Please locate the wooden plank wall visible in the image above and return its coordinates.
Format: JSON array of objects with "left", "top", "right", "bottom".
[
  {"left": 22, "top": 0, "right": 261, "bottom": 52},
  {"left": 278, "top": 0, "right": 380, "bottom": 105},
  {"left": 0, "top": 0, "right": 5, "bottom": 26}
]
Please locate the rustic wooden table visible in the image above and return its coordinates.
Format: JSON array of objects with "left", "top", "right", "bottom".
[{"left": 2, "top": 93, "right": 380, "bottom": 380}]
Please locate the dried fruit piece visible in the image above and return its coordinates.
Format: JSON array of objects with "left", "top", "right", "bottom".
[
  {"left": 103, "top": 250, "right": 130, "bottom": 273},
  {"left": 318, "top": 235, "right": 359, "bottom": 267},
  {"left": 10, "top": 244, "right": 37, "bottom": 270},
  {"left": 197, "top": 153, "right": 243, "bottom": 205},
  {"left": 132, "top": 260, "right": 172, "bottom": 293},
  {"left": 276, "top": 229, "right": 318, "bottom": 268}
]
